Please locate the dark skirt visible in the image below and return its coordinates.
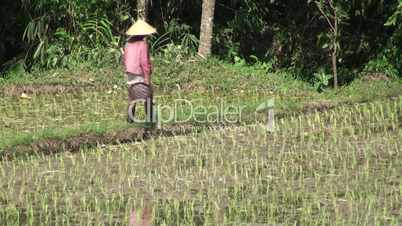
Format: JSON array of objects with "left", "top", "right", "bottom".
[{"left": 128, "top": 82, "right": 153, "bottom": 103}]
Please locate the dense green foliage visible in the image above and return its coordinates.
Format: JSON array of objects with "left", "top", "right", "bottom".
[{"left": 0, "top": 0, "right": 401, "bottom": 84}]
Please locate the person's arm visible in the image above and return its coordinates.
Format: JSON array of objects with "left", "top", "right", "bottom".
[
  {"left": 120, "top": 47, "right": 125, "bottom": 66},
  {"left": 140, "top": 42, "right": 152, "bottom": 85},
  {"left": 121, "top": 43, "right": 129, "bottom": 74}
]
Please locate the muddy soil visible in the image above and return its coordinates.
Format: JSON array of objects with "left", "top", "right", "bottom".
[
  {"left": 302, "top": 101, "right": 336, "bottom": 113},
  {"left": 1, "top": 124, "right": 201, "bottom": 160}
]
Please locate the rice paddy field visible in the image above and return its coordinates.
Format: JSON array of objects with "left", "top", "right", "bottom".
[
  {"left": 0, "top": 96, "right": 401, "bottom": 225},
  {"left": 0, "top": 63, "right": 402, "bottom": 225}
]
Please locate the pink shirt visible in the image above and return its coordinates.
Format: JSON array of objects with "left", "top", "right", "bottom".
[{"left": 123, "top": 41, "right": 152, "bottom": 76}]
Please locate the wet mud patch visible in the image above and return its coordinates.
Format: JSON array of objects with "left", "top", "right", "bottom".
[
  {"left": 302, "top": 101, "right": 336, "bottom": 113},
  {"left": 1, "top": 124, "right": 201, "bottom": 160}
]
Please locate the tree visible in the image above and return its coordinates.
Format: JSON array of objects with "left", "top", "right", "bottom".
[
  {"left": 137, "top": 0, "right": 149, "bottom": 21},
  {"left": 385, "top": 1, "right": 402, "bottom": 75},
  {"left": 315, "top": 0, "right": 347, "bottom": 88},
  {"left": 198, "top": 0, "right": 216, "bottom": 58}
]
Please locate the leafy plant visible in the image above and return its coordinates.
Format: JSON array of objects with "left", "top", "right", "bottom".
[
  {"left": 158, "top": 43, "right": 193, "bottom": 64},
  {"left": 80, "top": 16, "right": 114, "bottom": 47},
  {"left": 18, "top": 0, "right": 129, "bottom": 70},
  {"left": 250, "top": 55, "right": 275, "bottom": 73},
  {"left": 23, "top": 16, "right": 50, "bottom": 65},
  {"left": 214, "top": 27, "right": 240, "bottom": 62},
  {"left": 384, "top": 2, "right": 402, "bottom": 28},
  {"left": 164, "top": 19, "right": 199, "bottom": 52},
  {"left": 233, "top": 56, "right": 246, "bottom": 67},
  {"left": 313, "top": 68, "right": 333, "bottom": 92},
  {"left": 362, "top": 56, "right": 399, "bottom": 79},
  {"left": 3, "top": 60, "right": 26, "bottom": 79},
  {"left": 384, "top": 1, "right": 402, "bottom": 76},
  {"left": 150, "top": 31, "right": 173, "bottom": 54}
]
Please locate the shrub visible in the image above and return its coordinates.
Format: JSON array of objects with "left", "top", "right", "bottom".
[{"left": 361, "top": 56, "right": 399, "bottom": 79}]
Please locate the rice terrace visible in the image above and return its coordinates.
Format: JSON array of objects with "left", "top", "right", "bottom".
[{"left": 1, "top": 0, "right": 402, "bottom": 225}]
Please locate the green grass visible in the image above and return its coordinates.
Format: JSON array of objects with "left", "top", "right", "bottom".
[
  {"left": 1, "top": 58, "right": 402, "bottom": 150},
  {"left": 0, "top": 59, "right": 402, "bottom": 225},
  {"left": 0, "top": 98, "right": 401, "bottom": 225}
]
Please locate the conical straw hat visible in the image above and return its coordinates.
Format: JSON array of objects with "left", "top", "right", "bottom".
[{"left": 126, "top": 19, "right": 157, "bottom": 36}]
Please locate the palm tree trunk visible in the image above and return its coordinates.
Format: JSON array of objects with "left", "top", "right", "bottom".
[
  {"left": 137, "top": 0, "right": 148, "bottom": 21},
  {"left": 198, "top": 0, "right": 216, "bottom": 58}
]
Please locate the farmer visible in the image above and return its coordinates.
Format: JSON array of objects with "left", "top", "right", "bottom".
[{"left": 122, "top": 19, "right": 156, "bottom": 123}]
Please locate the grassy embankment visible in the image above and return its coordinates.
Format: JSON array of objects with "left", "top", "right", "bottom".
[
  {"left": 0, "top": 57, "right": 401, "bottom": 224},
  {"left": 0, "top": 57, "right": 402, "bottom": 155}
]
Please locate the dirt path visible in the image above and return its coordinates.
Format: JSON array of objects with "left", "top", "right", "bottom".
[{"left": 0, "top": 84, "right": 107, "bottom": 96}]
